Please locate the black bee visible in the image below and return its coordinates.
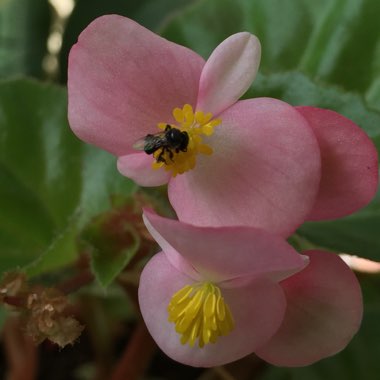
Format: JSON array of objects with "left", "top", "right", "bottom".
[{"left": 134, "top": 125, "right": 189, "bottom": 164}]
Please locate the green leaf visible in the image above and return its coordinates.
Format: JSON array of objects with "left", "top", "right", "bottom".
[
  {"left": 366, "top": 77, "right": 380, "bottom": 111},
  {"left": 161, "top": 0, "right": 245, "bottom": 59},
  {"left": 298, "top": 191, "right": 380, "bottom": 261},
  {"left": 0, "top": 0, "right": 51, "bottom": 78},
  {"left": 58, "top": 0, "right": 197, "bottom": 82},
  {"left": 0, "top": 78, "right": 136, "bottom": 277},
  {"left": 83, "top": 207, "right": 141, "bottom": 288},
  {"left": 298, "top": 0, "right": 380, "bottom": 101},
  {"left": 25, "top": 222, "right": 79, "bottom": 277},
  {"left": 161, "top": 0, "right": 329, "bottom": 61}
]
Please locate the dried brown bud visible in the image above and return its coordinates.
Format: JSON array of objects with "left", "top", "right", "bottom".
[{"left": 25, "top": 287, "right": 84, "bottom": 347}]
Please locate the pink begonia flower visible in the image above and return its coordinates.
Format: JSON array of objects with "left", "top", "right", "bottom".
[
  {"left": 296, "top": 107, "right": 378, "bottom": 221},
  {"left": 139, "top": 210, "right": 362, "bottom": 367},
  {"left": 68, "top": 15, "right": 378, "bottom": 237}
]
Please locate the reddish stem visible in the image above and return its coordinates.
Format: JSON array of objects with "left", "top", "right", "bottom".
[
  {"left": 2, "top": 296, "right": 25, "bottom": 308},
  {"left": 3, "top": 317, "right": 38, "bottom": 380},
  {"left": 109, "top": 320, "right": 157, "bottom": 380},
  {"left": 57, "top": 270, "right": 94, "bottom": 295}
]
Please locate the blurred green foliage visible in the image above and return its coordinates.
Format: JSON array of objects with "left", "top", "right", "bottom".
[
  {"left": 82, "top": 203, "right": 140, "bottom": 287},
  {"left": 0, "top": 79, "right": 136, "bottom": 277},
  {"left": 0, "top": 0, "right": 51, "bottom": 78},
  {"left": 161, "top": 0, "right": 380, "bottom": 110}
]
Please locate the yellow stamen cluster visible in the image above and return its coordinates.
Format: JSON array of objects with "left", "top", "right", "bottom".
[
  {"left": 152, "top": 104, "right": 221, "bottom": 176},
  {"left": 167, "top": 282, "right": 234, "bottom": 348}
]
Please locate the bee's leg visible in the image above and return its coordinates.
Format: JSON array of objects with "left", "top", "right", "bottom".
[
  {"left": 156, "top": 148, "right": 167, "bottom": 164},
  {"left": 165, "top": 124, "right": 171, "bottom": 131},
  {"left": 168, "top": 149, "right": 174, "bottom": 162}
]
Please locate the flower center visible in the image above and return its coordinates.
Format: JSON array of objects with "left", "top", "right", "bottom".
[
  {"left": 167, "top": 282, "right": 234, "bottom": 348},
  {"left": 152, "top": 104, "right": 221, "bottom": 177}
]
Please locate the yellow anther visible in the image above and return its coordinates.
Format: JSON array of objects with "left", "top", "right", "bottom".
[
  {"left": 195, "top": 111, "right": 204, "bottom": 124},
  {"left": 157, "top": 122, "right": 167, "bottom": 130},
  {"left": 216, "top": 296, "right": 226, "bottom": 320},
  {"left": 202, "top": 124, "right": 214, "bottom": 136},
  {"left": 173, "top": 108, "right": 184, "bottom": 123},
  {"left": 198, "top": 144, "right": 213, "bottom": 155},
  {"left": 183, "top": 104, "right": 193, "bottom": 114},
  {"left": 195, "top": 111, "right": 213, "bottom": 125},
  {"left": 169, "top": 284, "right": 193, "bottom": 305},
  {"left": 167, "top": 282, "right": 234, "bottom": 348},
  {"left": 152, "top": 104, "right": 221, "bottom": 176}
]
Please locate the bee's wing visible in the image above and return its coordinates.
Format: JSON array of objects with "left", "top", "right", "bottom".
[
  {"left": 133, "top": 132, "right": 166, "bottom": 153},
  {"left": 133, "top": 137, "right": 147, "bottom": 151}
]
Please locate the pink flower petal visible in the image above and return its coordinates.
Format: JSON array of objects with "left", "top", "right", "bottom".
[
  {"left": 196, "top": 32, "right": 261, "bottom": 116},
  {"left": 296, "top": 107, "right": 379, "bottom": 221},
  {"left": 143, "top": 209, "right": 307, "bottom": 283},
  {"left": 139, "top": 252, "right": 286, "bottom": 367},
  {"left": 68, "top": 15, "right": 204, "bottom": 156},
  {"left": 117, "top": 153, "right": 171, "bottom": 186},
  {"left": 169, "top": 98, "right": 321, "bottom": 237},
  {"left": 255, "top": 250, "right": 363, "bottom": 367}
]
